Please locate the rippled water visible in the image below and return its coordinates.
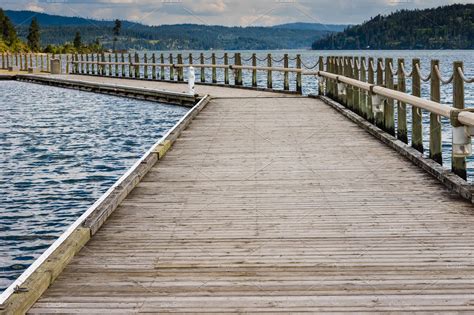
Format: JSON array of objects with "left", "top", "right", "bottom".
[{"left": 0, "top": 81, "right": 188, "bottom": 291}]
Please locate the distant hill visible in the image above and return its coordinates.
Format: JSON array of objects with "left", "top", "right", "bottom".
[
  {"left": 273, "top": 22, "right": 348, "bottom": 32},
  {"left": 4, "top": 10, "right": 339, "bottom": 50},
  {"left": 312, "top": 4, "right": 474, "bottom": 50}
]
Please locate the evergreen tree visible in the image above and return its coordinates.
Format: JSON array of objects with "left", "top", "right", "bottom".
[
  {"left": 0, "top": 8, "right": 18, "bottom": 45},
  {"left": 112, "top": 19, "right": 121, "bottom": 51},
  {"left": 73, "top": 31, "right": 82, "bottom": 50},
  {"left": 27, "top": 17, "right": 41, "bottom": 51}
]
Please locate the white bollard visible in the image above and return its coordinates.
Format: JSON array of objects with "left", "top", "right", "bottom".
[
  {"left": 188, "top": 66, "right": 195, "bottom": 95},
  {"left": 452, "top": 126, "right": 472, "bottom": 157}
]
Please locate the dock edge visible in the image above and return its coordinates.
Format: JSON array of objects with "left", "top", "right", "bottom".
[{"left": 0, "top": 94, "right": 211, "bottom": 315}]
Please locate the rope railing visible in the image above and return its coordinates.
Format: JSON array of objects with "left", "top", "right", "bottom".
[
  {"left": 389, "top": 62, "right": 397, "bottom": 76},
  {"left": 301, "top": 60, "right": 319, "bottom": 70},
  {"left": 271, "top": 56, "right": 285, "bottom": 63},
  {"left": 434, "top": 65, "right": 454, "bottom": 85},
  {"left": 400, "top": 62, "right": 413, "bottom": 77},
  {"left": 4, "top": 52, "right": 471, "bottom": 89},
  {"left": 415, "top": 63, "right": 432, "bottom": 82},
  {"left": 458, "top": 67, "right": 474, "bottom": 83}
]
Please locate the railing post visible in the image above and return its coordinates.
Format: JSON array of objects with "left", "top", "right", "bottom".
[
  {"left": 178, "top": 53, "right": 184, "bottom": 82},
  {"left": 347, "top": 57, "right": 354, "bottom": 110},
  {"left": 96, "top": 53, "right": 99, "bottom": 75},
  {"left": 332, "top": 57, "right": 337, "bottom": 100},
  {"left": 98, "top": 53, "right": 102, "bottom": 75},
  {"left": 74, "top": 54, "right": 79, "bottom": 74},
  {"left": 296, "top": 54, "right": 302, "bottom": 94},
  {"left": 235, "top": 53, "right": 242, "bottom": 86},
  {"left": 94, "top": 53, "right": 97, "bottom": 75},
  {"left": 429, "top": 59, "right": 442, "bottom": 165},
  {"left": 115, "top": 53, "right": 119, "bottom": 77},
  {"left": 397, "top": 58, "right": 408, "bottom": 143},
  {"left": 200, "top": 53, "right": 205, "bottom": 83},
  {"left": 367, "top": 57, "right": 375, "bottom": 123},
  {"left": 337, "top": 57, "right": 343, "bottom": 103},
  {"left": 326, "top": 56, "right": 332, "bottom": 98},
  {"left": 384, "top": 58, "right": 395, "bottom": 136},
  {"left": 134, "top": 52, "right": 139, "bottom": 78},
  {"left": 283, "top": 54, "right": 289, "bottom": 91},
  {"left": 412, "top": 58, "right": 423, "bottom": 153},
  {"left": 360, "top": 57, "right": 367, "bottom": 118},
  {"left": 224, "top": 53, "right": 229, "bottom": 85},
  {"left": 90, "top": 54, "right": 95, "bottom": 75},
  {"left": 452, "top": 61, "right": 466, "bottom": 179},
  {"left": 267, "top": 53, "right": 272, "bottom": 89},
  {"left": 86, "top": 54, "right": 90, "bottom": 74},
  {"left": 108, "top": 54, "right": 112, "bottom": 76},
  {"left": 65, "top": 54, "right": 69, "bottom": 74},
  {"left": 80, "top": 54, "right": 84, "bottom": 74},
  {"left": 15, "top": 53, "right": 18, "bottom": 67},
  {"left": 318, "top": 56, "right": 324, "bottom": 96},
  {"left": 375, "top": 58, "right": 384, "bottom": 128},
  {"left": 102, "top": 52, "right": 106, "bottom": 76},
  {"left": 212, "top": 53, "right": 217, "bottom": 84},
  {"left": 353, "top": 57, "right": 360, "bottom": 115},
  {"left": 160, "top": 53, "right": 165, "bottom": 80},
  {"left": 339, "top": 56, "right": 345, "bottom": 105},
  {"left": 152, "top": 53, "right": 157, "bottom": 80},
  {"left": 1, "top": 53, "right": 4, "bottom": 69},
  {"left": 46, "top": 54, "right": 50, "bottom": 72},
  {"left": 95, "top": 53, "right": 99, "bottom": 75},
  {"left": 144, "top": 53, "right": 148, "bottom": 79},
  {"left": 121, "top": 53, "right": 125, "bottom": 78},
  {"left": 252, "top": 53, "right": 257, "bottom": 87}
]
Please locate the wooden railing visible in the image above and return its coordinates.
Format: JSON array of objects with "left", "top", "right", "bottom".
[
  {"left": 0, "top": 53, "right": 54, "bottom": 72},
  {"left": 1, "top": 52, "right": 473, "bottom": 181},
  {"left": 317, "top": 56, "right": 474, "bottom": 180},
  {"left": 65, "top": 52, "right": 306, "bottom": 92}
]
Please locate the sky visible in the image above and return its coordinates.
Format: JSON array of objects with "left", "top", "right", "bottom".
[{"left": 0, "top": 0, "right": 471, "bottom": 26}]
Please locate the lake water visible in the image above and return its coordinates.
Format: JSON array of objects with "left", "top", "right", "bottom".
[
  {"left": 0, "top": 50, "right": 473, "bottom": 293},
  {"left": 0, "top": 81, "right": 188, "bottom": 291}
]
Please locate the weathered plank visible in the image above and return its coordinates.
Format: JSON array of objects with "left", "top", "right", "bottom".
[{"left": 26, "top": 88, "right": 474, "bottom": 313}]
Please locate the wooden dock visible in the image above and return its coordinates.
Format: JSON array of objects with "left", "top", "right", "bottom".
[{"left": 6, "top": 75, "right": 471, "bottom": 313}]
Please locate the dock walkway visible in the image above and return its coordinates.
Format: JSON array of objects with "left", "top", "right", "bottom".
[{"left": 11, "top": 75, "right": 474, "bottom": 312}]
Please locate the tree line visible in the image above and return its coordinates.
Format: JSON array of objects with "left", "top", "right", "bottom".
[
  {"left": 1, "top": 8, "right": 122, "bottom": 53},
  {"left": 312, "top": 4, "right": 474, "bottom": 50}
]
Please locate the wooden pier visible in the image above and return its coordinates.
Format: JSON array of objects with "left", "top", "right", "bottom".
[{"left": 1, "top": 54, "right": 474, "bottom": 313}]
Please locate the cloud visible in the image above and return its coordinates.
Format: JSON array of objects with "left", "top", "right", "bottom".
[
  {"left": 25, "top": 4, "right": 45, "bottom": 13},
  {"left": 1, "top": 0, "right": 471, "bottom": 26}
]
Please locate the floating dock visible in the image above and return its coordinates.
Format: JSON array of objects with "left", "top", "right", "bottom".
[{"left": 0, "top": 53, "right": 474, "bottom": 313}]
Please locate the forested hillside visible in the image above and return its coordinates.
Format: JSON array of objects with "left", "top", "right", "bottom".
[
  {"left": 312, "top": 4, "right": 474, "bottom": 50},
  {"left": 4, "top": 10, "right": 341, "bottom": 50}
]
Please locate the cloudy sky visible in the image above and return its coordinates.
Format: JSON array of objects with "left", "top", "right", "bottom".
[{"left": 0, "top": 0, "right": 470, "bottom": 26}]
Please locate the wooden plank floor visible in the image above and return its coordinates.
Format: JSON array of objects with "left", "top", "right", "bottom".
[{"left": 29, "top": 89, "right": 474, "bottom": 313}]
